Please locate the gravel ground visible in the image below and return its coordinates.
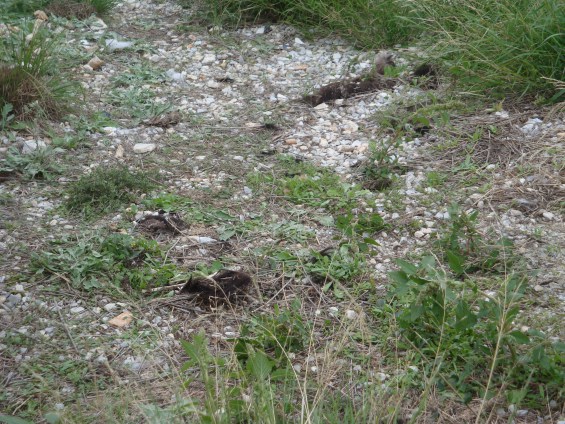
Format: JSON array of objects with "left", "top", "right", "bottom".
[{"left": 0, "top": 0, "right": 563, "bottom": 421}]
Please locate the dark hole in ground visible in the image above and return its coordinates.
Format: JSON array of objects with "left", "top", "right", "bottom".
[{"left": 412, "top": 63, "right": 439, "bottom": 89}]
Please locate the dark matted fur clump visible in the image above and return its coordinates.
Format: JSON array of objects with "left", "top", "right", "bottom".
[
  {"left": 412, "top": 63, "right": 439, "bottom": 89},
  {"left": 303, "top": 52, "right": 397, "bottom": 106},
  {"left": 179, "top": 269, "right": 251, "bottom": 303},
  {"left": 135, "top": 211, "right": 188, "bottom": 235}
]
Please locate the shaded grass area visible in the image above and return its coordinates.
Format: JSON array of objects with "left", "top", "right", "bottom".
[{"left": 187, "top": 0, "right": 416, "bottom": 48}]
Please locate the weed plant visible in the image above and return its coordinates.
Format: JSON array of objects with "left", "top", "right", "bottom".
[
  {"left": 362, "top": 136, "right": 405, "bottom": 191},
  {"left": 0, "top": 146, "right": 64, "bottom": 179},
  {"left": 439, "top": 204, "right": 516, "bottom": 276},
  {"left": 383, "top": 256, "right": 564, "bottom": 409},
  {"left": 0, "top": 21, "right": 75, "bottom": 119},
  {"left": 32, "top": 232, "right": 181, "bottom": 290}
]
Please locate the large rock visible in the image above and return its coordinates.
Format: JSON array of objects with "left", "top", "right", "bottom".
[{"left": 133, "top": 143, "right": 156, "bottom": 154}]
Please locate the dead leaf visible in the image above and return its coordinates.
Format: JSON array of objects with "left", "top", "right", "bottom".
[
  {"left": 145, "top": 111, "right": 181, "bottom": 128},
  {"left": 115, "top": 144, "right": 124, "bottom": 158},
  {"left": 109, "top": 311, "right": 133, "bottom": 328},
  {"left": 34, "top": 10, "right": 48, "bottom": 21}
]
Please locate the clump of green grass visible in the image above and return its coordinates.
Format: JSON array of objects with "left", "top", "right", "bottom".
[
  {"left": 247, "top": 156, "right": 371, "bottom": 213},
  {"left": 0, "top": 21, "right": 75, "bottom": 120},
  {"left": 1, "top": 0, "right": 50, "bottom": 20},
  {"left": 2, "top": 0, "right": 117, "bottom": 19},
  {"left": 64, "top": 166, "right": 157, "bottom": 218},
  {"left": 408, "top": 0, "right": 564, "bottom": 98},
  {"left": 88, "top": 0, "right": 116, "bottom": 14}
]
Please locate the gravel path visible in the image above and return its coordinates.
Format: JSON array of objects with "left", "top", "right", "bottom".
[{"left": 0, "top": 0, "right": 564, "bottom": 420}]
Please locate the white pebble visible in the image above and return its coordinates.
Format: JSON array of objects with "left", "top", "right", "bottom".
[
  {"left": 104, "top": 303, "right": 117, "bottom": 312},
  {"left": 345, "top": 310, "right": 357, "bottom": 320},
  {"left": 70, "top": 306, "right": 85, "bottom": 314}
]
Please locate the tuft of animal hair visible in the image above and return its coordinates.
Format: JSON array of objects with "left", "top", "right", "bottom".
[
  {"left": 302, "top": 51, "right": 398, "bottom": 107},
  {"left": 374, "top": 51, "right": 395, "bottom": 75},
  {"left": 179, "top": 269, "right": 251, "bottom": 303}
]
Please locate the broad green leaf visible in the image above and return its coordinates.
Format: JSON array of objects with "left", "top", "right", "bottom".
[
  {"left": 388, "top": 270, "right": 409, "bottom": 285},
  {"left": 271, "top": 367, "right": 293, "bottom": 381},
  {"left": 218, "top": 229, "right": 236, "bottom": 241},
  {"left": 408, "top": 304, "right": 425, "bottom": 321},
  {"left": 508, "top": 331, "right": 530, "bottom": 344},
  {"left": 0, "top": 415, "right": 34, "bottom": 424},
  {"left": 363, "top": 237, "right": 380, "bottom": 246},
  {"left": 316, "top": 215, "right": 335, "bottom": 226},
  {"left": 419, "top": 256, "right": 436, "bottom": 269},
  {"left": 552, "top": 341, "right": 565, "bottom": 352},
  {"left": 44, "top": 413, "right": 61, "bottom": 424},
  {"left": 212, "top": 211, "right": 236, "bottom": 221},
  {"left": 247, "top": 349, "right": 273, "bottom": 380},
  {"left": 275, "top": 251, "right": 296, "bottom": 261},
  {"left": 395, "top": 260, "right": 418, "bottom": 275},
  {"left": 446, "top": 250, "right": 465, "bottom": 275}
]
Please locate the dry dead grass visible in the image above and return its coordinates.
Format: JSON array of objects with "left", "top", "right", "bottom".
[
  {"left": 0, "top": 65, "right": 68, "bottom": 120},
  {"left": 46, "top": 1, "right": 97, "bottom": 20}
]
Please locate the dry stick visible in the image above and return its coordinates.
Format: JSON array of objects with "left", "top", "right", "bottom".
[
  {"left": 253, "top": 276, "right": 295, "bottom": 313},
  {"left": 162, "top": 238, "right": 180, "bottom": 265},
  {"left": 51, "top": 270, "right": 73, "bottom": 291},
  {"left": 147, "top": 282, "right": 187, "bottom": 294},
  {"left": 57, "top": 308, "right": 80, "bottom": 354},
  {"left": 147, "top": 271, "right": 220, "bottom": 294}
]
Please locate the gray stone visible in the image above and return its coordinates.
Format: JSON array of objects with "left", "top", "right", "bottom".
[
  {"left": 202, "top": 54, "right": 216, "bottom": 64},
  {"left": 6, "top": 294, "right": 22, "bottom": 306},
  {"left": 22, "top": 140, "right": 47, "bottom": 154},
  {"left": 70, "top": 306, "right": 85, "bottom": 314},
  {"left": 104, "top": 303, "right": 117, "bottom": 312},
  {"left": 133, "top": 143, "right": 156, "bottom": 154},
  {"left": 105, "top": 39, "right": 133, "bottom": 51}
]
